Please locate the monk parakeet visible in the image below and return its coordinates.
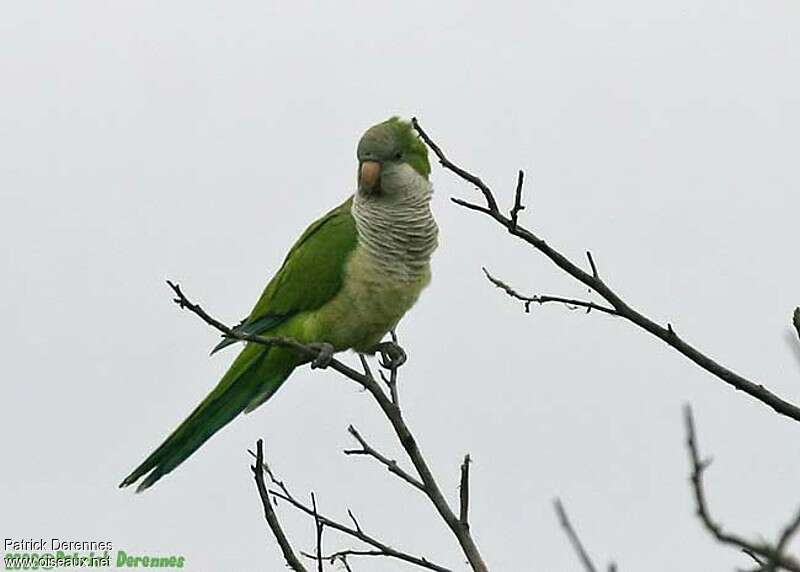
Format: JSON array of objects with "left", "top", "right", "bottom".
[{"left": 120, "top": 117, "right": 438, "bottom": 492}]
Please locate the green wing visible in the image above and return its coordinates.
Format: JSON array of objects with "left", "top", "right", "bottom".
[
  {"left": 212, "top": 196, "right": 357, "bottom": 353},
  {"left": 250, "top": 195, "right": 358, "bottom": 319},
  {"left": 121, "top": 196, "right": 358, "bottom": 491}
]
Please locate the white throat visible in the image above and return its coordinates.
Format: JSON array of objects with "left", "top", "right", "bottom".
[{"left": 351, "top": 163, "right": 438, "bottom": 280}]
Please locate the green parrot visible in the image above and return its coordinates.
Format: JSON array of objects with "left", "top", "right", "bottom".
[{"left": 120, "top": 117, "right": 438, "bottom": 492}]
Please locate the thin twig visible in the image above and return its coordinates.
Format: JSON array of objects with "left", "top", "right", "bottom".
[
  {"left": 324, "top": 549, "right": 384, "bottom": 560},
  {"left": 451, "top": 197, "right": 493, "bottom": 215},
  {"left": 250, "top": 448, "right": 452, "bottom": 571},
  {"left": 167, "top": 280, "right": 318, "bottom": 359},
  {"left": 251, "top": 439, "right": 308, "bottom": 572},
  {"left": 358, "top": 354, "right": 373, "bottom": 380},
  {"left": 413, "top": 118, "right": 800, "bottom": 426},
  {"left": 459, "top": 455, "right": 471, "bottom": 529},
  {"left": 586, "top": 251, "right": 599, "bottom": 280},
  {"left": 683, "top": 405, "right": 800, "bottom": 571},
  {"left": 352, "top": 365, "right": 489, "bottom": 571},
  {"left": 268, "top": 487, "right": 453, "bottom": 571},
  {"left": 554, "top": 499, "right": 599, "bottom": 572},
  {"left": 776, "top": 508, "right": 800, "bottom": 555},
  {"left": 347, "top": 509, "right": 362, "bottom": 534},
  {"left": 170, "top": 281, "right": 381, "bottom": 395},
  {"left": 382, "top": 330, "right": 401, "bottom": 406},
  {"left": 311, "top": 493, "right": 324, "bottom": 572},
  {"left": 335, "top": 554, "right": 354, "bottom": 572},
  {"left": 509, "top": 170, "right": 525, "bottom": 231},
  {"left": 743, "top": 548, "right": 765, "bottom": 566},
  {"left": 483, "top": 268, "right": 618, "bottom": 316},
  {"left": 344, "top": 425, "right": 425, "bottom": 491},
  {"left": 793, "top": 308, "right": 800, "bottom": 345},
  {"left": 412, "top": 118, "right": 499, "bottom": 213}
]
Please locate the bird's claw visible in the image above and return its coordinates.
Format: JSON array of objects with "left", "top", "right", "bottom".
[
  {"left": 309, "top": 342, "right": 335, "bottom": 369},
  {"left": 375, "top": 341, "right": 407, "bottom": 369}
]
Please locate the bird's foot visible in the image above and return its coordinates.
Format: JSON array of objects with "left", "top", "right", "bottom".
[
  {"left": 373, "top": 341, "right": 407, "bottom": 369},
  {"left": 309, "top": 342, "right": 335, "bottom": 369}
]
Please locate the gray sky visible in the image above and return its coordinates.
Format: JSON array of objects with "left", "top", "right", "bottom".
[{"left": 3, "top": 1, "right": 800, "bottom": 570}]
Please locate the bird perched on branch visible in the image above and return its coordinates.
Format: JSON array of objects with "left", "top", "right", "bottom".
[{"left": 121, "top": 117, "right": 438, "bottom": 492}]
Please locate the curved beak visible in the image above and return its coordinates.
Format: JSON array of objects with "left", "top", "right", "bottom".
[{"left": 358, "top": 160, "right": 382, "bottom": 193}]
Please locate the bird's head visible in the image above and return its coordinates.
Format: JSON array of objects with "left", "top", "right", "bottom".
[{"left": 356, "top": 117, "right": 431, "bottom": 196}]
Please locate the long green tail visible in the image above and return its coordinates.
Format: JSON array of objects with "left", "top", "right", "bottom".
[{"left": 120, "top": 344, "right": 298, "bottom": 492}]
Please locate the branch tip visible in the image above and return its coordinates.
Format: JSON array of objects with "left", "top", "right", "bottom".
[
  {"left": 683, "top": 406, "right": 800, "bottom": 571},
  {"left": 793, "top": 307, "right": 800, "bottom": 343},
  {"left": 553, "top": 498, "right": 600, "bottom": 572},
  {"left": 586, "top": 251, "right": 599, "bottom": 280},
  {"left": 509, "top": 170, "right": 526, "bottom": 230},
  {"left": 419, "top": 121, "right": 800, "bottom": 426},
  {"left": 459, "top": 454, "right": 471, "bottom": 528}
]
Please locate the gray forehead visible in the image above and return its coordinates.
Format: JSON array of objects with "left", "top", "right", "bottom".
[{"left": 357, "top": 125, "right": 396, "bottom": 158}]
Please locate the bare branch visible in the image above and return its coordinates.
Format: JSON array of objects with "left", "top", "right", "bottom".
[
  {"left": 358, "top": 353, "right": 373, "bottom": 380},
  {"left": 174, "top": 280, "right": 488, "bottom": 570},
  {"left": 459, "top": 455, "right": 471, "bottom": 529},
  {"left": 450, "top": 196, "right": 494, "bottom": 215},
  {"left": 793, "top": 308, "right": 800, "bottom": 345},
  {"left": 586, "top": 251, "right": 599, "bottom": 280},
  {"left": 344, "top": 425, "right": 425, "bottom": 492},
  {"left": 776, "top": 508, "right": 800, "bottom": 556},
  {"left": 743, "top": 548, "right": 765, "bottom": 567},
  {"left": 251, "top": 439, "right": 308, "bottom": 572},
  {"left": 763, "top": 506, "right": 800, "bottom": 571},
  {"left": 168, "top": 281, "right": 387, "bottom": 398},
  {"left": 353, "top": 361, "right": 489, "bottom": 571},
  {"left": 378, "top": 369, "right": 399, "bottom": 406},
  {"left": 311, "top": 493, "right": 323, "bottom": 572},
  {"left": 317, "top": 549, "right": 384, "bottom": 562},
  {"left": 335, "top": 553, "right": 355, "bottom": 572},
  {"left": 683, "top": 405, "right": 800, "bottom": 571},
  {"left": 413, "top": 119, "right": 800, "bottom": 426},
  {"left": 483, "top": 268, "right": 618, "bottom": 316},
  {"left": 167, "top": 280, "right": 317, "bottom": 360},
  {"left": 383, "top": 330, "right": 401, "bottom": 406},
  {"left": 266, "top": 480, "right": 454, "bottom": 571},
  {"left": 554, "top": 499, "right": 599, "bottom": 572},
  {"left": 412, "top": 117, "right": 499, "bottom": 214},
  {"left": 347, "top": 509, "right": 362, "bottom": 535},
  {"left": 509, "top": 170, "right": 525, "bottom": 231},
  {"left": 250, "top": 446, "right": 452, "bottom": 571}
]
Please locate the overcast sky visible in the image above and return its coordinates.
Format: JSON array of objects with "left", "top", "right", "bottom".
[{"left": 3, "top": 1, "right": 800, "bottom": 570}]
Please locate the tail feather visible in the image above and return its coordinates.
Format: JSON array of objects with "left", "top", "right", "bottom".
[{"left": 120, "top": 344, "right": 297, "bottom": 492}]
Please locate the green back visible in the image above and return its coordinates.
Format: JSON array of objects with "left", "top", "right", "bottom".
[{"left": 248, "top": 196, "right": 358, "bottom": 325}]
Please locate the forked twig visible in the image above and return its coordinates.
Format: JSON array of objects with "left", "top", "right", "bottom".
[
  {"left": 412, "top": 117, "right": 800, "bottom": 426},
  {"left": 684, "top": 405, "right": 800, "bottom": 571},
  {"left": 251, "top": 439, "right": 308, "bottom": 572},
  {"left": 167, "top": 283, "right": 487, "bottom": 570}
]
